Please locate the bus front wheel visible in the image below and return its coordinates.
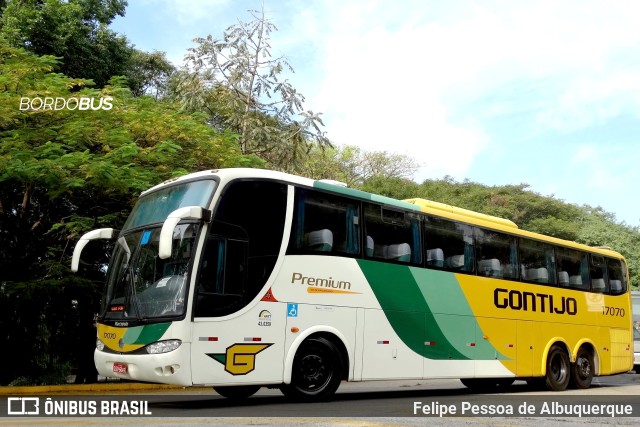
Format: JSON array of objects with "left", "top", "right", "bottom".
[
  {"left": 281, "top": 337, "right": 343, "bottom": 401},
  {"left": 570, "top": 347, "right": 594, "bottom": 389},
  {"left": 214, "top": 385, "right": 261, "bottom": 399},
  {"left": 545, "top": 345, "right": 570, "bottom": 391}
]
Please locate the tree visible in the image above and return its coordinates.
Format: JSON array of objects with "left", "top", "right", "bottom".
[
  {"left": 126, "top": 49, "right": 175, "bottom": 98},
  {"left": 173, "top": 7, "right": 330, "bottom": 169},
  {"left": 577, "top": 206, "right": 640, "bottom": 290},
  {"left": 0, "top": 43, "right": 260, "bottom": 384},
  {"left": 360, "top": 171, "right": 640, "bottom": 289},
  {"left": 287, "top": 145, "right": 419, "bottom": 187},
  {"left": 0, "top": 0, "right": 132, "bottom": 88}
]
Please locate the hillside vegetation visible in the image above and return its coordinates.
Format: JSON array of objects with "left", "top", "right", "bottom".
[{"left": 358, "top": 176, "right": 640, "bottom": 290}]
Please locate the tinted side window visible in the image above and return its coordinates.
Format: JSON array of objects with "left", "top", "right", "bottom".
[
  {"left": 424, "top": 217, "right": 474, "bottom": 272},
  {"left": 556, "top": 247, "right": 589, "bottom": 291},
  {"left": 288, "top": 188, "right": 361, "bottom": 257},
  {"left": 607, "top": 258, "right": 627, "bottom": 295},
  {"left": 364, "top": 204, "right": 421, "bottom": 264},
  {"left": 590, "top": 255, "right": 608, "bottom": 293},
  {"left": 474, "top": 228, "right": 517, "bottom": 280},
  {"left": 195, "top": 236, "right": 247, "bottom": 317},
  {"left": 520, "top": 239, "right": 556, "bottom": 285}
]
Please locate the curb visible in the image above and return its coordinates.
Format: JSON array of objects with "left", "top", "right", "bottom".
[{"left": 0, "top": 383, "right": 202, "bottom": 396}]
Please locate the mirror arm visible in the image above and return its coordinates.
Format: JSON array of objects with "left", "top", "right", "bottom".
[
  {"left": 71, "top": 228, "right": 118, "bottom": 272},
  {"left": 159, "top": 207, "right": 211, "bottom": 259}
]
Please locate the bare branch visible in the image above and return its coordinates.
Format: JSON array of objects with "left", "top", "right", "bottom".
[{"left": 174, "top": 2, "right": 331, "bottom": 165}]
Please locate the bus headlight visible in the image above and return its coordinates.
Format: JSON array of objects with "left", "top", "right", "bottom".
[
  {"left": 145, "top": 340, "right": 182, "bottom": 354},
  {"left": 96, "top": 339, "right": 105, "bottom": 351}
]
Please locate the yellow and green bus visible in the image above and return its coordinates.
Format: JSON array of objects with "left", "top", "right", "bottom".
[{"left": 71, "top": 168, "right": 633, "bottom": 400}]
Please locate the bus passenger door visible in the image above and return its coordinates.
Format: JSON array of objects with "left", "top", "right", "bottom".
[{"left": 190, "top": 235, "right": 286, "bottom": 386}]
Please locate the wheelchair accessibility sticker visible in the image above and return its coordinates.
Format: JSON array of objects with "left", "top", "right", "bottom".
[{"left": 287, "top": 303, "right": 298, "bottom": 317}]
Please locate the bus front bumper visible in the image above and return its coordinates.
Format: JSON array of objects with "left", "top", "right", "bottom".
[{"left": 94, "top": 342, "right": 192, "bottom": 386}]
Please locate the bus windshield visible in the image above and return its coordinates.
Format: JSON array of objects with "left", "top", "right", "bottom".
[
  {"left": 101, "top": 224, "right": 199, "bottom": 321},
  {"left": 122, "top": 180, "right": 217, "bottom": 231}
]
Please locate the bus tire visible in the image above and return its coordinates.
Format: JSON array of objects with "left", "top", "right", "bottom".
[
  {"left": 281, "top": 337, "right": 343, "bottom": 401},
  {"left": 545, "top": 345, "right": 570, "bottom": 391},
  {"left": 570, "top": 347, "right": 594, "bottom": 389},
  {"left": 213, "top": 385, "right": 261, "bottom": 399}
]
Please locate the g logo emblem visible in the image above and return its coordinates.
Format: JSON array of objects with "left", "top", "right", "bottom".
[{"left": 207, "top": 343, "right": 273, "bottom": 375}]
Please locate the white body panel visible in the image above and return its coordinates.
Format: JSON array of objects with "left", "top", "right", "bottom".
[{"left": 190, "top": 302, "right": 288, "bottom": 386}]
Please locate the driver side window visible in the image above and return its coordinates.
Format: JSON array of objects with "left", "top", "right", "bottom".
[{"left": 194, "top": 237, "right": 247, "bottom": 317}]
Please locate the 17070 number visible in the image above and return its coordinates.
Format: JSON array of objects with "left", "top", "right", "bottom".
[{"left": 602, "top": 306, "right": 625, "bottom": 317}]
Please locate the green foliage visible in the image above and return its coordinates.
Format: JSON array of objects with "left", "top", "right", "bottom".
[
  {"left": 126, "top": 49, "right": 176, "bottom": 98},
  {"left": 360, "top": 176, "right": 421, "bottom": 200},
  {"left": 8, "top": 377, "right": 34, "bottom": 387},
  {"left": 0, "top": 0, "right": 131, "bottom": 88},
  {"left": 1, "top": 43, "right": 257, "bottom": 268},
  {"left": 0, "top": 44, "right": 259, "bottom": 384},
  {"left": 576, "top": 207, "right": 640, "bottom": 290},
  {"left": 414, "top": 178, "right": 584, "bottom": 240},
  {"left": 363, "top": 174, "right": 640, "bottom": 289},
  {"left": 288, "top": 144, "right": 419, "bottom": 187}
]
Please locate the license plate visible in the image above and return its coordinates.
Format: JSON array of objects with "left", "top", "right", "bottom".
[{"left": 113, "top": 362, "right": 128, "bottom": 374}]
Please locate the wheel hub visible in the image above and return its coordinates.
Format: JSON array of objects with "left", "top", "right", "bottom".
[
  {"left": 577, "top": 356, "right": 591, "bottom": 378},
  {"left": 299, "top": 354, "right": 329, "bottom": 389}
]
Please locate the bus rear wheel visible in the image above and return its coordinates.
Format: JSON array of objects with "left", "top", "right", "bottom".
[
  {"left": 213, "top": 385, "right": 261, "bottom": 399},
  {"left": 570, "top": 347, "right": 594, "bottom": 389},
  {"left": 545, "top": 345, "right": 570, "bottom": 391},
  {"left": 281, "top": 337, "right": 343, "bottom": 401}
]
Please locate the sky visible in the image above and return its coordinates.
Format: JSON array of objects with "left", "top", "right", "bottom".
[{"left": 111, "top": 0, "right": 640, "bottom": 226}]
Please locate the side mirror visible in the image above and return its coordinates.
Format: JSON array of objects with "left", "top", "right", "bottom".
[
  {"left": 159, "top": 206, "right": 211, "bottom": 259},
  {"left": 71, "top": 228, "right": 118, "bottom": 272}
]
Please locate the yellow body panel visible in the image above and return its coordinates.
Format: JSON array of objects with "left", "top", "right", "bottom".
[{"left": 456, "top": 274, "right": 633, "bottom": 376}]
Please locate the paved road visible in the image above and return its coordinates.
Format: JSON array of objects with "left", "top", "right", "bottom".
[{"left": 2, "top": 373, "right": 639, "bottom": 426}]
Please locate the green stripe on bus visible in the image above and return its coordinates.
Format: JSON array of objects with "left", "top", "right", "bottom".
[
  {"left": 409, "top": 268, "right": 508, "bottom": 360},
  {"left": 356, "top": 260, "right": 468, "bottom": 360},
  {"left": 357, "top": 260, "right": 508, "bottom": 360},
  {"left": 123, "top": 322, "right": 171, "bottom": 345}
]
